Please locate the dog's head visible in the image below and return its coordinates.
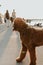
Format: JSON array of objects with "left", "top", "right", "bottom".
[{"left": 13, "top": 18, "right": 28, "bottom": 32}]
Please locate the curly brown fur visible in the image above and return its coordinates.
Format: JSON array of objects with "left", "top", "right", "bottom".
[{"left": 13, "top": 17, "right": 43, "bottom": 65}]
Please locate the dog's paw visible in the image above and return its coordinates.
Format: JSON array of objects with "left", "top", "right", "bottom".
[
  {"left": 30, "top": 62, "right": 36, "bottom": 65},
  {"left": 16, "top": 57, "right": 22, "bottom": 62}
]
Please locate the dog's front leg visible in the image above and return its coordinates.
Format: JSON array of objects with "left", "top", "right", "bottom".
[{"left": 16, "top": 44, "right": 27, "bottom": 62}]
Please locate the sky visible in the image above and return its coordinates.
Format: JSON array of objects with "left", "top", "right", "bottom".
[{"left": 0, "top": 0, "right": 43, "bottom": 19}]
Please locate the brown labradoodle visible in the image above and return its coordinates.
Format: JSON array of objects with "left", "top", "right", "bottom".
[{"left": 13, "top": 17, "right": 43, "bottom": 65}]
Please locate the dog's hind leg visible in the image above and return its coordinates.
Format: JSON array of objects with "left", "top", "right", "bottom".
[
  {"left": 29, "top": 47, "right": 36, "bottom": 65},
  {"left": 16, "top": 44, "right": 27, "bottom": 62}
]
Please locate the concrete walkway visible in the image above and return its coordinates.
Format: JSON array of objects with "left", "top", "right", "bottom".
[{"left": 0, "top": 26, "right": 43, "bottom": 65}]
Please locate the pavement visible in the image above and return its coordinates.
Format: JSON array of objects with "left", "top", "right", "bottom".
[{"left": 0, "top": 24, "right": 43, "bottom": 65}]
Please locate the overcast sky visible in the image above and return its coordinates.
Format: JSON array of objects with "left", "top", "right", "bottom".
[{"left": 0, "top": 0, "right": 43, "bottom": 19}]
